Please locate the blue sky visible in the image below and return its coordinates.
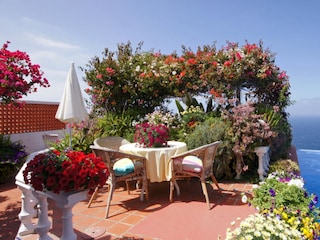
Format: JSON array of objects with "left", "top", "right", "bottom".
[{"left": 1, "top": 0, "right": 320, "bottom": 116}]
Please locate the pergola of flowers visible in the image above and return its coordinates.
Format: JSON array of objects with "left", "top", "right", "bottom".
[{"left": 83, "top": 40, "right": 290, "bottom": 118}]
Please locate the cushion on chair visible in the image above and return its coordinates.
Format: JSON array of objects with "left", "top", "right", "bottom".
[
  {"left": 181, "top": 155, "right": 203, "bottom": 173},
  {"left": 113, "top": 158, "right": 135, "bottom": 176}
]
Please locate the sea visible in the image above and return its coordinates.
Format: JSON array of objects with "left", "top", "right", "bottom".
[{"left": 289, "top": 115, "right": 320, "bottom": 202}]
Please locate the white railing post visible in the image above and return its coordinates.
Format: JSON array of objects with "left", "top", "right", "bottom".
[
  {"left": 16, "top": 185, "right": 37, "bottom": 237},
  {"left": 32, "top": 191, "right": 52, "bottom": 240}
]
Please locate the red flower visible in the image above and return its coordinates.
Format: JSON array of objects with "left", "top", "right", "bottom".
[
  {"left": 224, "top": 60, "right": 232, "bottom": 67},
  {"left": 23, "top": 150, "right": 109, "bottom": 194},
  {"left": 187, "top": 58, "right": 196, "bottom": 65},
  {"left": 59, "top": 176, "right": 70, "bottom": 187},
  {"left": 46, "top": 176, "right": 56, "bottom": 187}
]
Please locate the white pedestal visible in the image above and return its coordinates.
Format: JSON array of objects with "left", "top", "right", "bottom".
[
  {"left": 254, "top": 146, "right": 270, "bottom": 181},
  {"left": 44, "top": 190, "right": 88, "bottom": 240}
]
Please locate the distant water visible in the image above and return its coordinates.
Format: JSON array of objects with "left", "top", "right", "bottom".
[
  {"left": 290, "top": 116, "right": 320, "bottom": 151},
  {"left": 289, "top": 116, "right": 320, "bottom": 201}
]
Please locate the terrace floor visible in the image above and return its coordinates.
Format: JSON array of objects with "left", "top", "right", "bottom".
[{"left": 0, "top": 178, "right": 257, "bottom": 240}]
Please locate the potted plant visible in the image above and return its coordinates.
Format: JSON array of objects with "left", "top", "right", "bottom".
[
  {"left": 23, "top": 149, "right": 109, "bottom": 194},
  {"left": 0, "top": 135, "right": 28, "bottom": 183},
  {"left": 134, "top": 122, "right": 169, "bottom": 148}
]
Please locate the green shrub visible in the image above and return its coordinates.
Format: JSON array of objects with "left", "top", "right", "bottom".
[
  {"left": 51, "top": 119, "right": 100, "bottom": 154},
  {"left": 97, "top": 111, "right": 134, "bottom": 139},
  {"left": 268, "top": 159, "right": 300, "bottom": 175},
  {"left": 184, "top": 117, "right": 234, "bottom": 179}
]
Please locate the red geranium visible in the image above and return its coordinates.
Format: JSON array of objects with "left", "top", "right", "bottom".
[{"left": 23, "top": 150, "right": 109, "bottom": 194}]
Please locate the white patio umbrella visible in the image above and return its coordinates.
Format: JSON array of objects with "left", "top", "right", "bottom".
[{"left": 55, "top": 62, "right": 89, "bottom": 149}]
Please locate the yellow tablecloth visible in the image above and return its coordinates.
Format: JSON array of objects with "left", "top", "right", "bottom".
[{"left": 119, "top": 141, "right": 187, "bottom": 183}]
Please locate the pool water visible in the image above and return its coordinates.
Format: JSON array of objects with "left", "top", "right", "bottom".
[{"left": 297, "top": 149, "right": 320, "bottom": 203}]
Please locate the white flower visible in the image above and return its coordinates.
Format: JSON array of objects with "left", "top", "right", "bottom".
[
  {"left": 172, "top": 71, "right": 177, "bottom": 75},
  {"left": 288, "top": 178, "right": 304, "bottom": 188},
  {"left": 252, "top": 184, "right": 259, "bottom": 189},
  {"left": 241, "top": 194, "right": 248, "bottom": 203}
]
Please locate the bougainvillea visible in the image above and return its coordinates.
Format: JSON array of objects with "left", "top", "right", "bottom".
[{"left": 0, "top": 41, "right": 50, "bottom": 106}]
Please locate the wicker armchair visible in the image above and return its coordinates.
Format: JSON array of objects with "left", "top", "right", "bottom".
[
  {"left": 169, "top": 141, "right": 222, "bottom": 209},
  {"left": 94, "top": 136, "right": 130, "bottom": 150},
  {"left": 88, "top": 145, "right": 149, "bottom": 218}
]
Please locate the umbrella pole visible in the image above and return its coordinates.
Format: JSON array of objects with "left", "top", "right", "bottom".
[{"left": 69, "top": 126, "right": 72, "bottom": 150}]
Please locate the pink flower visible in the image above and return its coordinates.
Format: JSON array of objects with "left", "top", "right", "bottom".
[
  {"left": 106, "top": 67, "right": 115, "bottom": 75},
  {"left": 105, "top": 81, "right": 114, "bottom": 85}
]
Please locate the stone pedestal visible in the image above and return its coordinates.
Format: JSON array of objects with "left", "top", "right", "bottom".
[
  {"left": 44, "top": 190, "right": 88, "bottom": 240},
  {"left": 254, "top": 146, "right": 270, "bottom": 180}
]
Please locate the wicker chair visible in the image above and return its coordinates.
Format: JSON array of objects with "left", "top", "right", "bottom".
[
  {"left": 94, "top": 136, "right": 130, "bottom": 150},
  {"left": 88, "top": 145, "right": 149, "bottom": 218},
  {"left": 169, "top": 141, "right": 222, "bottom": 209}
]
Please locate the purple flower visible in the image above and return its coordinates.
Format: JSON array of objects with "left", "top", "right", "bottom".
[
  {"left": 269, "top": 188, "right": 276, "bottom": 197},
  {"left": 313, "top": 195, "right": 318, "bottom": 205}
]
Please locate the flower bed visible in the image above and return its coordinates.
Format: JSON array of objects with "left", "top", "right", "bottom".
[{"left": 227, "top": 171, "right": 320, "bottom": 239}]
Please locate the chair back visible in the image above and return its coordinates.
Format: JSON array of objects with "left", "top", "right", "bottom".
[
  {"left": 201, "top": 141, "right": 221, "bottom": 171},
  {"left": 94, "top": 136, "right": 130, "bottom": 150},
  {"left": 90, "top": 146, "right": 115, "bottom": 175}
]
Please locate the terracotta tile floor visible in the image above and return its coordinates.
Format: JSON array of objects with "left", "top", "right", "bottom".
[{"left": 0, "top": 178, "right": 257, "bottom": 240}]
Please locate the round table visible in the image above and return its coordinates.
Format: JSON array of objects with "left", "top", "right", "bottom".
[{"left": 119, "top": 141, "right": 187, "bottom": 183}]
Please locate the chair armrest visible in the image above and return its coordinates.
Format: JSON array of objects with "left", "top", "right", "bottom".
[
  {"left": 170, "top": 141, "right": 222, "bottom": 160},
  {"left": 90, "top": 145, "right": 147, "bottom": 162}
]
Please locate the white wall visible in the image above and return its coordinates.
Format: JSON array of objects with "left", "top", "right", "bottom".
[{"left": 9, "top": 129, "right": 67, "bottom": 154}]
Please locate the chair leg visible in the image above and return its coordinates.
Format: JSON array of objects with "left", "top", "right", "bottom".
[
  {"left": 143, "top": 178, "right": 149, "bottom": 201},
  {"left": 105, "top": 183, "right": 115, "bottom": 218},
  {"left": 125, "top": 180, "right": 130, "bottom": 195},
  {"left": 170, "top": 177, "right": 181, "bottom": 202},
  {"left": 169, "top": 179, "right": 175, "bottom": 202},
  {"left": 200, "top": 180, "right": 211, "bottom": 209},
  {"left": 87, "top": 186, "right": 99, "bottom": 208},
  {"left": 210, "top": 175, "right": 222, "bottom": 193}
]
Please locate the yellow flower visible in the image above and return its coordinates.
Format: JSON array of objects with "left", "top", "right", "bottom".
[{"left": 281, "top": 212, "right": 288, "bottom": 220}]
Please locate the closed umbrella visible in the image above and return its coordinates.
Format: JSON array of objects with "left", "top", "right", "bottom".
[{"left": 55, "top": 62, "right": 89, "bottom": 149}]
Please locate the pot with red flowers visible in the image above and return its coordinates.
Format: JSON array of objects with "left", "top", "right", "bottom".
[{"left": 23, "top": 149, "right": 109, "bottom": 194}]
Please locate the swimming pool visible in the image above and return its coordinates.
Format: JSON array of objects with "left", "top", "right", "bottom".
[{"left": 297, "top": 149, "right": 320, "bottom": 204}]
